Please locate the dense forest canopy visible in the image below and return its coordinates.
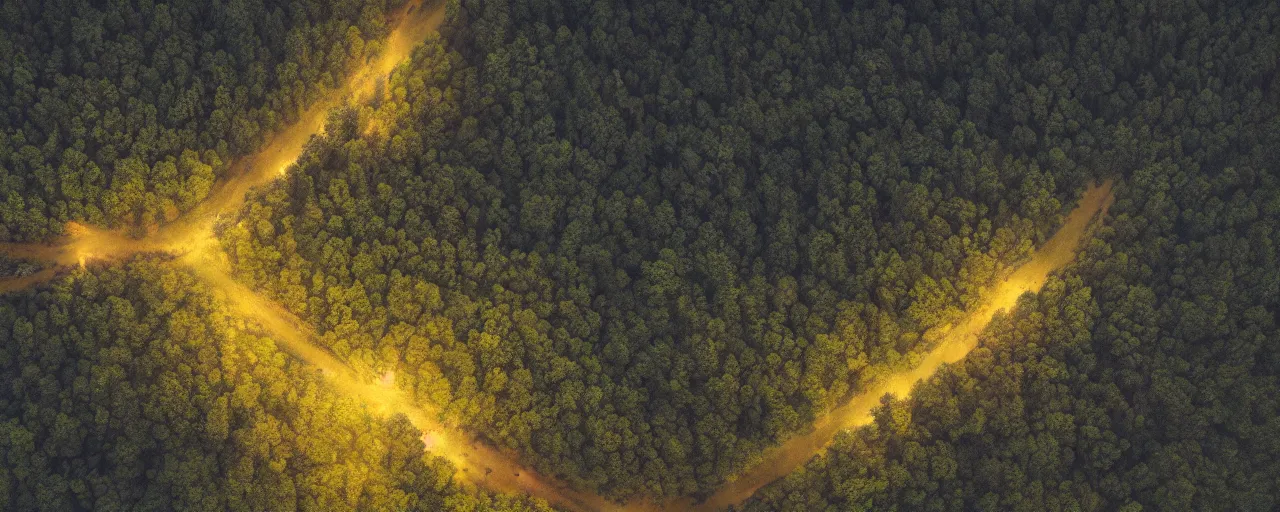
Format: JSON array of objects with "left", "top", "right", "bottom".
[
  {"left": 0, "top": 260, "right": 552, "bottom": 511},
  {"left": 0, "top": 0, "right": 407, "bottom": 241},
  {"left": 0, "top": 0, "right": 1276, "bottom": 509}
]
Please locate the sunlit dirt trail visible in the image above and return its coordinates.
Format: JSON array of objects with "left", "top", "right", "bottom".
[{"left": 659, "top": 180, "right": 1116, "bottom": 512}]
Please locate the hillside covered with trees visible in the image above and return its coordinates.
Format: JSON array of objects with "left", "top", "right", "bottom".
[
  {"left": 0, "top": 260, "right": 552, "bottom": 511},
  {"left": 0, "top": 0, "right": 407, "bottom": 241}
]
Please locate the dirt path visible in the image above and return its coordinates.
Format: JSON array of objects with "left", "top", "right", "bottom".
[{"left": 664, "top": 180, "right": 1116, "bottom": 512}]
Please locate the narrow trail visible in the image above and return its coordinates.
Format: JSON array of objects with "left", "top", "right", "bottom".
[
  {"left": 0, "top": 2, "right": 1117, "bottom": 509},
  {"left": 660, "top": 180, "right": 1116, "bottom": 512}
]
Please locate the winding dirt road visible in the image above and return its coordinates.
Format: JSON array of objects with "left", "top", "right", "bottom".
[{"left": 0, "top": 1, "right": 1118, "bottom": 509}]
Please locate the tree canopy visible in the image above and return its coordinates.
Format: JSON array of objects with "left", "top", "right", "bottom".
[{"left": 3, "top": 0, "right": 1278, "bottom": 508}]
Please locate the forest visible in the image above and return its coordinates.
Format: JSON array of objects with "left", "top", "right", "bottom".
[
  {"left": 0, "top": 0, "right": 406, "bottom": 241},
  {"left": 1, "top": 0, "right": 1278, "bottom": 510}
]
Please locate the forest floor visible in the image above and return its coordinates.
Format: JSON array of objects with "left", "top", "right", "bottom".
[{"left": 0, "top": 2, "right": 1117, "bottom": 510}]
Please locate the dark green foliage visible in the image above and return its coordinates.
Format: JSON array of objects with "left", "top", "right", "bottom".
[
  {"left": 743, "top": 0, "right": 1280, "bottom": 509},
  {"left": 0, "top": 260, "right": 550, "bottom": 512},
  {"left": 0, "top": 0, "right": 406, "bottom": 240},
  {"left": 222, "top": 0, "right": 1107, "bottom": 498},
  {"left": 5, "top": 0, "right": 1277, "bottom": 507}
]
